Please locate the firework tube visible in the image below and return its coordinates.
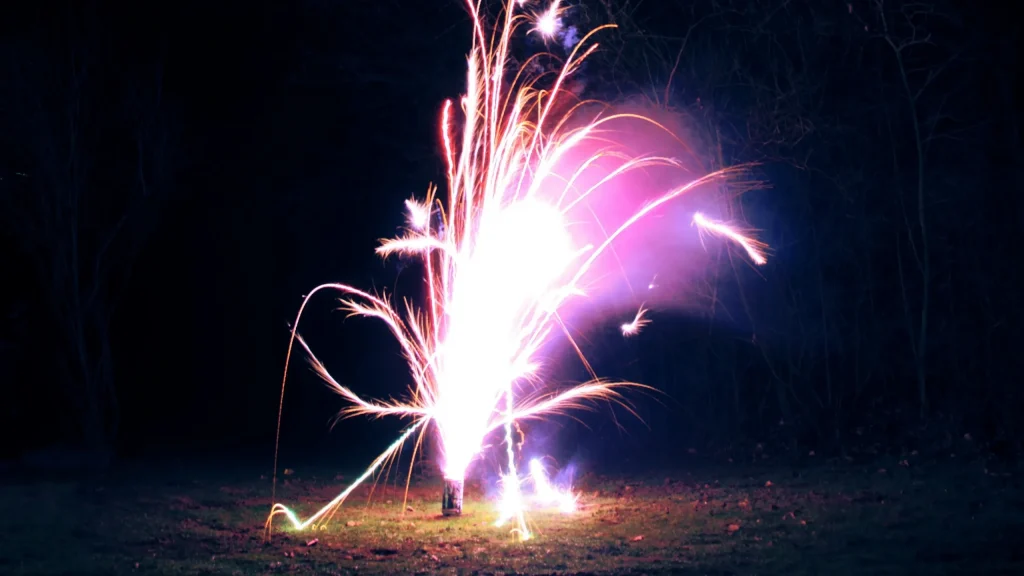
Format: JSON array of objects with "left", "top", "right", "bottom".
[{"left": 442, "top": 477, "right": 464, "bottom": 516}]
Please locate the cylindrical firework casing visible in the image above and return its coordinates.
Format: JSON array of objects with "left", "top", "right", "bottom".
[{"left": 441, "top": 478, "right": 464, "bottom": 516}]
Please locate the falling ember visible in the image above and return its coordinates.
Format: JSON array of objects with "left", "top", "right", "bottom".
[
  {"left": 621, "top": 307, "right": 650, "bottom": 337},
  {"left": 693, "top": 212, "right": 768, "bottom": 266},
  {"left": 266, "top": 0, "right": 769, "bottom": 542}
]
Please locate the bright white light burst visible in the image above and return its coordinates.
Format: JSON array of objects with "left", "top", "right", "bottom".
[{"left": 532, "top": 1, "right": 563, "bottom": 39}]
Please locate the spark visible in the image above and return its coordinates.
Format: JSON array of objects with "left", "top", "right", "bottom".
[
  {"left": 621, "top": 306, "right": 650, "bottom": 337},
  {"left": 266, "top": 0, "right": 768, "bottom": 541},
  {"left": 496, "top": 459, "right": 576, "bottom": 540},
  {"left": 528, "top": 458, "right": 577, "bottom": 514},
  {"left": 531, "top": 1, "right": 564, "bottom": 40},
  {"left": 405, "top": 197, "right": 431, "bottom": 230},
  {"left": 266, "top": 421, "right": 425, "bottom": 532},
  {"left": 692, "top": 212, "right": 768, "bottom": 265}
]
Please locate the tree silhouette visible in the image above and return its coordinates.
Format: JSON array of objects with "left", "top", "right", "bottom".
[
  {"left": 565, "top": 0, "right": 1020, "bottom": 452},
  {"left": 1, "top": 6, "right": 176, "bottom": 454}
]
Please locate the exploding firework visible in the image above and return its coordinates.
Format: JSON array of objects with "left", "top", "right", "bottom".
[{"left": 266, "top": 0, "right": 767, "bottom": 541}]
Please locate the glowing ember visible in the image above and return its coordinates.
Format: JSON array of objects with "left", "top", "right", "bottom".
[
  {"left": 620, "top": 306, "right": 650, "bottom": 337},
  {"left": 266, "top": 0, "right": 768, "bottom": 541}
]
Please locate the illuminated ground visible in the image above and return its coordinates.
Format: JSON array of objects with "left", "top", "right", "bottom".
[{"left": 1, "top": 456, "right": 1021, "bottom": 575}]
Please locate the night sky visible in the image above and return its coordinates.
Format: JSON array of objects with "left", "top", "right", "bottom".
[{"left": 1, "top": 0, "right": 1021, "bottom": 477}]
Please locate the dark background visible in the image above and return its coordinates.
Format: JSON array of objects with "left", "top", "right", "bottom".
[{"left": 1, "top": 0, "right": 1020, "bottom": 477}]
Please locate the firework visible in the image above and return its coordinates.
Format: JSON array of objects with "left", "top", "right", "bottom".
[
  {"left": 266, "top": 0, "right": 767, "bottom": 541},
  {"left": 442, "top": 477, "right": 465, "bottom": 516}
]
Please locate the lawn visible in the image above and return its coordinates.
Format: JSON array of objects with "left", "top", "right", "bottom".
[{"left": 1, "top": 453, "right": 1021, "bottom": 575}]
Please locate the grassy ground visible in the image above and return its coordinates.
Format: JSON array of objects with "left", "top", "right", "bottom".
[{"left": 1, "top": 454, "right": 1021, "bottom": 575}]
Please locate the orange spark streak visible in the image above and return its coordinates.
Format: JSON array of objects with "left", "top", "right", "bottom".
[{"left": 693, "top": 212, "right": 768, "bottom": 266}]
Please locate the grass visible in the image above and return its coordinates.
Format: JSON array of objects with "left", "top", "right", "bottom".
[{"left": 1, "top": 454, "right": 1021, "bottom": 575}]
